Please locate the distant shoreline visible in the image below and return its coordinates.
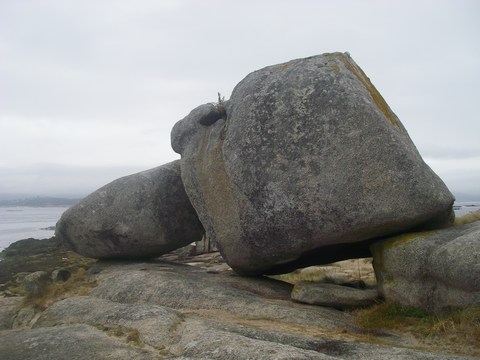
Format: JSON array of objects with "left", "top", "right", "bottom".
[{"left": 0, "top": 197, "right": 80, "bottom": 208}]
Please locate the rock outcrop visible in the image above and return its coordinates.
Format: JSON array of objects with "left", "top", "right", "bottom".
[
  {"left": 0, "top": 259, "right": 473, "bottom": 359},
  {"left": 0, "top": 53, "right": 475, "bottom": 359},
  {"left": 56, "top": 161, "right": 204, "bottom": 259},
  {"left": 371, "top": 220, "right": 480, "bottom": 312},
  {"left": 171, "top": 52, "right": 454, "bottom": 275},
  {"left": 0, "top": 237, "right": 89, "bottom": 285}
]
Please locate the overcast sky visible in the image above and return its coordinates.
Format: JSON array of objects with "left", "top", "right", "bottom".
[{"left": 1, "top": 0, "right": 479, "bottom": 200}]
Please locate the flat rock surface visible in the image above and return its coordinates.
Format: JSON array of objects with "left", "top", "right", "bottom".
[
  {"left": 0, "top": 324, "right": 155, "bottom": 360},
  {"left": 0, "top": 259, "right": 475, "bottom": 359},
  {"left": 89, "top": 260, "right": 348, "bottom": 330}
]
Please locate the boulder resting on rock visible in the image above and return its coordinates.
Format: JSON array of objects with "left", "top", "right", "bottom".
[
  {"left": 371, "top": 220, "right": 480, "bottom": 312},
  {"left": 171, "top": 52, "right": 454, "bottom": 275},
  {"left": 56, "top": 160, "right": 204, "bottom": 259}
]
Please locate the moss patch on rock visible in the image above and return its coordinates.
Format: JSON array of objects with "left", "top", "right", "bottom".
[{"left": 0, "top": 237, "right": 95, "bottom": 295}]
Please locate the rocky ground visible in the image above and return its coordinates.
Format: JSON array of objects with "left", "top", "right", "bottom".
[
  {"left": 0, "top": 237, "right": 94, "bottom": 295},
  {"left": 0, "top": 240, "right": 478, "bottom": 359}
]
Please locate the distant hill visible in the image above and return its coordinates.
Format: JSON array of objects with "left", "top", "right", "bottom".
[{"left": 0, "top": 196, "right": 81, "bottom": 207}]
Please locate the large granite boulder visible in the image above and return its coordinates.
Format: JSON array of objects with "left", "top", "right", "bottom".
[
  {"left": 371, "top": 220, "right": 480, "bottom": 312},
  {"left": 56, "top": 161, "right": 204, "bottom": 259},
  {"left": 171, "top": 52, "right": 454, "bottom": 275}
]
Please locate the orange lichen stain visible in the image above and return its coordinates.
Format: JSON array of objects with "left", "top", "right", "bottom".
[
  {"left": 281, "top": 63, "right": 290, "bottom": 72},
  {"left": 336, "top": 53, "right": 404, "bottom": 134},
  {"left": 326, "top": 53, "right": 340, "bottom": 73}
]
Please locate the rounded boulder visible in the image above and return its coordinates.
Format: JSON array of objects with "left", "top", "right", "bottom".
[{"left": 56, "top": 160, "right": 204, "bottom": 259}]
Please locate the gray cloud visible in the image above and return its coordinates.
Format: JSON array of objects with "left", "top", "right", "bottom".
[
  {"left": 0, "top": 163, "right": 157, "bottom": 198},
  {"left": 1, "top": 0, "right": 479, "bottom": 199}
]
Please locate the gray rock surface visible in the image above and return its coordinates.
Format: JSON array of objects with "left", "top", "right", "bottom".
[
  {"left": 89, "top": 260, "right": 350, "bottom": 330},
  {"left": 292, "top": 282, "right": 379, "bottom": 309},
  {"left": 168, "top": 318, "right": 337, "bottom": 360},
  {"left": 56, "top": 160, "right": 204, "bottom": 259},
  {"left": 0, "top": 260, "right": 473, "bottom": 359},
  {"left": 12, "top": 305, "right": 38, "bottom": 328},
  {"left": 171, "top": 52, "right": 454, "bottom": 275},
  {"left": 0, "top": 297, "right": 23, "bottom": 330},
  {"left": 0, "top": 324, "right": 156, "bottom": 360},
  {"left": 168, "top": 317, "right": 470, "bottom": 360},
  {"left": 371, "top": 220, "right": 480, "bottom": 312},
  {"left": 35, "top": 296, "right": 183, "bottom": 349}
]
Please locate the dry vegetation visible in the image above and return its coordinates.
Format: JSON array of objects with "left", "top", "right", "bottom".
[
  {"left": 96, "top": 324, "right": 143, "bottom": 347},
  {"left": 353, "top": 303, "right": 480, "bottom": 357},
  {"left": 269, "top": 258, "right": 376, "bottom": 286},
  {"left": 454, "top": 210, "right": 480, "bottom": 226},
  {"left": 24, "top": 268, "right": 96, "bottom": 309},
  {"left": 349, "top": 211, "right": 480, "bottom": 357},
  {"left": 0, "top": 236, "right": 95, "bottom": 298},
  {"left": 269, "top": 254, "right": 480, "bottom": 357}
]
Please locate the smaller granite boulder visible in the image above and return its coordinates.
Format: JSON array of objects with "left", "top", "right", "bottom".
[
  {"left": 371, "top": 220, "right": 480, "bottom": 312},
  {"left": 56, "top": 160, "right": 204, "bottom": 259},
  {"left": 292, "top": 282, "right": 379, "bottom": 310}
]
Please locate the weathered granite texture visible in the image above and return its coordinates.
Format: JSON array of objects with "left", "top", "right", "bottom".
[
  {"left": 56, "top": 160, "right": 204, "bottom": 259},
  {"left": 371, "top": 220, "right": 480, "bottom": 312},
  {"left": 0, "top": 260, "right": 473, "bottom": 359},
  {"left": 172, "top": 52, "right": 454, "bottom": 275}
]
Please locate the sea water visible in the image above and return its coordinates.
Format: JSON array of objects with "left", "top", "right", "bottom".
[
  {"left": 453, "top": 202, "right": 480, "bottom": 216},
  {"left": 0, "top": 202, "right": 478, "bottom": 253},
  {"left": 0, "top": 207, "right": 69, "bottom": 251}
]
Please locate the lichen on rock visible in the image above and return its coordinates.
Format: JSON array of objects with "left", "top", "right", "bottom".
[
  {"left": 371, "top": 220, "right": 480, "bottom": 312},
  {"left": 172, "top": 52, "right": 455, "bottom": 275}
]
